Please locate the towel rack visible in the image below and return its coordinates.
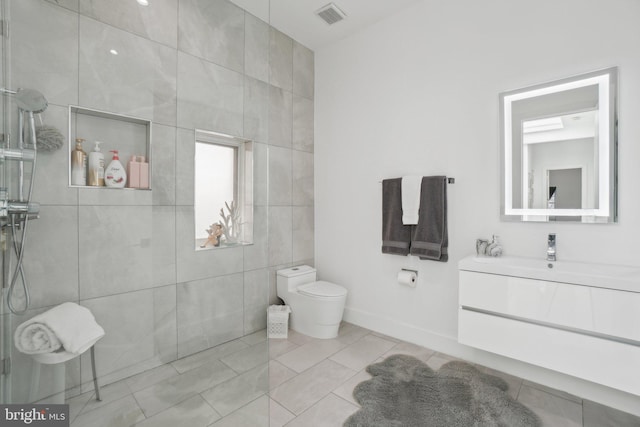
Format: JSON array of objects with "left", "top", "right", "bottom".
[{"left": 378, "top": 177, "right": 455, "bottom": 184}]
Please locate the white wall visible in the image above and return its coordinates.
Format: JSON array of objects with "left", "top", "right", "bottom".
[{"left": 315, "top": 0, "right": 640, "bottom": 414}]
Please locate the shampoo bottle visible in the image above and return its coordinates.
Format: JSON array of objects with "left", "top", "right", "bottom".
[
  {"left": 105, "top": 150, "right": 127, "bottom": 188},
  {"left": 127, "top": 155, "right": 140, "bottom": 188},
  {"left": 88, "top": 141, "right": 105, "bottom": 186},
  {"left": 71, "top": 138, "right": 87, "bottom": 186}
]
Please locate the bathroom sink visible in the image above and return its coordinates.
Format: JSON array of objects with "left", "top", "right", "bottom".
[{"left": 458, "top": 255, "right": 640, "bottom": 292}]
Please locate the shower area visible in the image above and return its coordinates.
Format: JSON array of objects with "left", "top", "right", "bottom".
[{"left": 0, "top": 0, "right": 315, "bottom": 425}]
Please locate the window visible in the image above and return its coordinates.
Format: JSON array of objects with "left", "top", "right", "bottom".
[{"left": 194, "top": 130, "right": 253, "bottom": 250}]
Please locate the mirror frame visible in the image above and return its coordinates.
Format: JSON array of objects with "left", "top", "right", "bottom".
[{"left": 500, "top": 67, "right": 618, "bottom": 223}]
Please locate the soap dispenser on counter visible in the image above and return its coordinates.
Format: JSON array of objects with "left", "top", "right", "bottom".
[{"left": 105, "top": 150, "right": 127, "bottom": 188}]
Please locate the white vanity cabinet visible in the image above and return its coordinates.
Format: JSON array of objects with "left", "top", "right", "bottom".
[{"left": 458, "top": 256, "right": 640, "bottom": 396}]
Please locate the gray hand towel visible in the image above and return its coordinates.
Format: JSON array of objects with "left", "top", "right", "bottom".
[
  {"left": 382, "top": 178, "right": 411, "bottom": 256},
  {"left": 410, "top": 176, "right": 448, "bottom": 262}
]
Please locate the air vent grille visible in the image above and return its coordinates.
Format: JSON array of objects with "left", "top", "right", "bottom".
[{"left": 316, "top": 3, "right": 346, "bottom": 25}]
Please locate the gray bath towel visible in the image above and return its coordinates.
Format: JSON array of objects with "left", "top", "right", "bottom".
[
  {"left": 382, "top": 178, "right": 411, "bottom": 256},
  {"left": 410, "top": 176, "right": 448, "bottom": 262}
]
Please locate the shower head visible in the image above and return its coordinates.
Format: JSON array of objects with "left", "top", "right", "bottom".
[{"left": 14, "top": 88, "right": 48, "bottom": 113}]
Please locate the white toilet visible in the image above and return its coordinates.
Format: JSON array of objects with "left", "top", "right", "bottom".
[{"left": 276, "top": 265, "right": 348, "bottom": 339}]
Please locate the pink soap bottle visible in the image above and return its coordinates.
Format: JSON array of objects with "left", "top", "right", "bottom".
[
  {"left": 138, "top": 156, "right": 149, "bottom": 189},
  {"left": 127, "top": 155, "right": 140, "bottom": 188}
]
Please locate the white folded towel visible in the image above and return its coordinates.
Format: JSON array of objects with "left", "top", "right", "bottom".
[
  {"left": 14, "top": 302, "right": 105, "bottom": 356},
  {"left": 401, "top": 176, "right": 422, "bottom": 225}
]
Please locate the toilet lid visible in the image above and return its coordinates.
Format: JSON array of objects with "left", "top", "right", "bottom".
[{"left": 297, "top": 281, "right": 347, "bottom": 297}]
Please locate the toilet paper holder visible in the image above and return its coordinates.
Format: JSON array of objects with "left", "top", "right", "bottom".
[{"left": 398, "top": 269, "right": 418, "bottom": 287}]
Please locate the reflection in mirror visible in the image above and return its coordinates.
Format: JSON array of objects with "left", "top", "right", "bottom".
[
  {"left": 195, "top": 130, "right": 253, "bottom": 249},
  {"left": 501, "top": 68, "right": 617, "bottom": 222}
]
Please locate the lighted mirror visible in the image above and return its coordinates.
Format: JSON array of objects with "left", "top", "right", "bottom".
[
  {"left": 195, "top": 130, "right": 253, "bottom": 249},
  {"left": 500, "top": 67, "right": 618, "bottom": 222}
]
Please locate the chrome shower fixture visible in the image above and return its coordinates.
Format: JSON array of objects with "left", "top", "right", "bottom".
[{"left": 0, "top": 86, "right": 48, "bottom": 314}]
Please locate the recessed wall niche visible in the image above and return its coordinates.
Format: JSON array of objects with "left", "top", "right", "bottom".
[{"left": 68, "top": 106, "right": 152, "bottom": 190}]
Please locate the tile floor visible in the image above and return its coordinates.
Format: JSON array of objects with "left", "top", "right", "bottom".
[{"left": 65, "top": 323, "right": 640, "bottom": 427}]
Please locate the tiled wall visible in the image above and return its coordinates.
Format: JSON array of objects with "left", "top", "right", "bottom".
[{"left": 5, "top": 0, "right": 314, "bottom": 402}]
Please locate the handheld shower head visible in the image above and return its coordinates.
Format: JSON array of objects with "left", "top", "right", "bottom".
[{"left": 14, "top": 88, "right": 48, "bottom": 113}]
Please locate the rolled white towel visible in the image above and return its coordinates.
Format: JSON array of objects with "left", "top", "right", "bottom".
[
  {"left": 14, "top": 302, "right": 105, "bottom": 356},
  {"left": 401, "top": 176, "right": 422, "bottom": 225}
]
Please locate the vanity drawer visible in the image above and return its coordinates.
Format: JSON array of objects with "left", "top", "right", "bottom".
[
  {"left": 459, "top": 271, "right": 640, "bottom": 343},
  {"left": 458, "top": 309, "right": 640, "bottom": 396}
]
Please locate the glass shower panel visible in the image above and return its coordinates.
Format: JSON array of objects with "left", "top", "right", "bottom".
[{"left": 1, "top": 1, "right": 272, "bottom": 426}]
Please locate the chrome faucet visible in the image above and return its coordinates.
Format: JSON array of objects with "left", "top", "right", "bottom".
[{"left": 547, "top": 233, "right": 556, "bottom": 261}]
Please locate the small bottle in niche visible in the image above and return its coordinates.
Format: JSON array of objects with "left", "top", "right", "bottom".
[
  {"left": 104, "top": 150, "right": 127, "bottom": 188},
  {"left": 87, "top": 141, "right": 105, "bottom": 186},
  {"left": 138, "top": 156, "right": 149, "bottom": 189},
  {"left": 127, "top": 155, "right": 140, "bottom": 188},
  {"left": 71, "top": 138, "right": 87, "bottom": 186}
]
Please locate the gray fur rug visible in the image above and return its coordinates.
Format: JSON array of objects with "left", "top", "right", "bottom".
[{"left": 344, "top": 355, "right": 541, "bottom": 427}]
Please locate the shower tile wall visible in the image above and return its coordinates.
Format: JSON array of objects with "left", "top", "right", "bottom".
[{"left": 7, "top": 0, "right": 314, "bottom": 402}]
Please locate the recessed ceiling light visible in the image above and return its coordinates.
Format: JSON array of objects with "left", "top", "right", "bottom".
[
  {"left": 110, "top": 49, "right": 118, "bottom": 55},
  {"left": 137, "top": 0, "right": 149, "bottom": 6}
]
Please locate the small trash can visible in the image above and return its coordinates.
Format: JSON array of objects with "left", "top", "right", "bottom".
[{"left": 267, "top": 305, "right": 291, "bottom": 339}]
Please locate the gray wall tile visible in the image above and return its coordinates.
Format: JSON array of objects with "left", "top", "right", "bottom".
[
  {"left": 269, "top": 86, "right": 293, "bottom": 148},
  {"left": 293, "top": 42, "right": 314, "bottom": 99},
  {"left": 178, "top": 0, "right": 244, "bottom": 72},
  {"left": 80, "top": 0, "right": 178, "bottom": 48},
  {"left": 177, "top": 52, "right": 244, "bottom": 135},
  {"left": 244, "top": 13, "right": 269, "bottom": 83},
  {"left": 293, "top": 207, "right": 314, "bottom": 263},
  {"left": 81, "top": 286, "right": 177, "bottom": 385},
  {"left": 31, "top": 105, "right": 78, "bottom": 205},
  {"left": 12, "top": 0, "right": 79, "bottom": 107},
  {"left": 151, "top": 124, "right": 177, "bottom": 205},
  {"left": 175, "top": 128, "right": 195, "bottom": 206},
  {"left": 244, "top": 268, "right": 269, "bottom": 334},
  {"left": 177, "top": 273, "right": 244, "bottom": 357},
  {"left": 293, "top": 95, "right": 314, "bottom": 153},
  {"left": 78, "top": 205, "right": 176, "bottom": 299},
  {"left": 244, "top": 77, "right": 269, "bottom": 143},
  {"left": 269, "top": 146, "right": 292, "bottom": 206},
  {"left": 79, "top": 17, "right": 177, "bottom": 126},
  {"left": 292, "top": 150, "right": 314, "bottom": 206},
  {"left": 20, "top": 206, "right": 79, "bottom": 310},
  {"left": 268, "top": 207, "right": 292, "bottom": 266},
  {"left": 243, "top": 205, "right": 269, "bottom": 271},
  {"left": 269, "top": 28, "right": 293, "bottom": 92}
]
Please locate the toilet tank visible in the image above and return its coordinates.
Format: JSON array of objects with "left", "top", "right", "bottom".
[{"left": 277, "top": 265, "right": 317, "bottom": 291}]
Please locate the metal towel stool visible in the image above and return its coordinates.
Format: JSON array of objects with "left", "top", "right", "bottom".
[{"left": 29, "top": 345, "right": 101, "bottom": 403}]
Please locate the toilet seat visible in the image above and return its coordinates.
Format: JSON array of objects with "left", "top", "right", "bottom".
[{"left": 297, "top": 281, "right": 347, "bottom": 298}]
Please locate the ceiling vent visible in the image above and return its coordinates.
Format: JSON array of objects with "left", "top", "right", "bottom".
[{"left": 315, "top": 3, "right": 347, "bottom": 25}]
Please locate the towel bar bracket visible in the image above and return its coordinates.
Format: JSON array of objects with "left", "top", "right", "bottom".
[{"left": 1, "top": 357, "right": 10, "bottom": 375}]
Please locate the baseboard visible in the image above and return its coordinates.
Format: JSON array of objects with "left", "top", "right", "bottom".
[{"left": 343, "top": 306, "right": 640, "bottom": 417}]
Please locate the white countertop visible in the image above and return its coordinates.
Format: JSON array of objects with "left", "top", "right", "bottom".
[{"left": 458, "top": 255, "right": 640, "bottom": 293}]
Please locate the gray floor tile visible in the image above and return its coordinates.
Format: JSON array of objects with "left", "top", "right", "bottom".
[
  {"left": 268, "top": 338, "right": 299, "bottom": 359},
  {"left": 133, "top": 395, "right": 220, "bottom": 427},
  {"left": 269, "top": 398, "right": 295, "bottom": 427},
  {"left": 210, "top": 395, "right": 269, "bottom": 427},
  {"left": 240, "top": 329, "right": 267, "bottom": 346},
  {"left": 125, "top": 364, "right": 180, "bottom": 393},
  {"left": 285, "top": 393, "right": 358, "bottom": 427},
  {"left": 133, "top": 360, "right": 236, "bottom": 417},
  {"left": 220, "top": 341, "right": 268, "bottom": 373},
  {"left": 270, "top": 359, "right": 356, "bottom": 415},
  {"left": 518, "top": 384, "right": 582, "bottom": 427},
  {"left": 583, "top": 400, "right": 640, "bottom": 427},
  {"left": 269, "top": 360, "right": 297, "bottom": 390},
  {"left": 170, "top": 339, "right": 249, "bottom": 374},
  {"left": 72, "top": 395, "right": 145, "bottom": 427},
  {"left": 332, "top": 369, "right": 372, "bottom": 407},
  {"left": 201, "top": 363, "right": 269, "bottom": 417},
  {"left": 275, "top": 337, "right": 346, "bottom": 373},
  {"left": 329, "top": 334, "right": 396, "bottom": 371}
]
